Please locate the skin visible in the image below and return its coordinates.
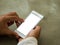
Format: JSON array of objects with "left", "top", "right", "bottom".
[
  {"left": 0, "top": 12, "right": 24, "bottom": 39},
  {"left": 18, "top": 26, "right": 41, "bottom": 42},
  {"left": 0, "top": 12, "right": 41, "bottom": 42}
]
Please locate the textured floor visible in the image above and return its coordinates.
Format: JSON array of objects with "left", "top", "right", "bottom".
[{"left": 0, "top": 0, "right": 60, "bottom": 45}]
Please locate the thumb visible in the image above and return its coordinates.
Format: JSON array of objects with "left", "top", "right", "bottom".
[
  {"left": 6, "top": 29, "right": 20, "bottom": 39},
  {"left": 27, "top": 26, "right": 41, "bottom": 39}
]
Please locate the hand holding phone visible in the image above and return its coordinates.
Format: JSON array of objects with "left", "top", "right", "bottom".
[{"left": 15, "top": 11, "right": 44, "bottom": 38}]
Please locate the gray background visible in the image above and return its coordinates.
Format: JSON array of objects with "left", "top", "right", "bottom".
[{"left": 0, "top": 0, "right": 60, "bottom": 45}]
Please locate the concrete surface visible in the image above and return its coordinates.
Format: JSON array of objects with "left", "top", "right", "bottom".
[{"left": 0, "top": 0, "right": 60, "bottom": 45}]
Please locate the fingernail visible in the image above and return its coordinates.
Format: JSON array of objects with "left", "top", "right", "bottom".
[
  {"left": 18, "top": 21, "right": 21, "bottom": 24},
  {"left": 16, "top": 36, "right": 20, "bottom": 39}
]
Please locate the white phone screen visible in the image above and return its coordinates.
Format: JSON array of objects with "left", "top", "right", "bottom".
[{"left": 15, "top": 11, "right": 43, "bottom": 38}]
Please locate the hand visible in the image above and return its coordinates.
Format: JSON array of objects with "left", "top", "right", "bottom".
[
  {"left": 0, "top": 12, "right": 24, "bottom": 39},
  {"left": 18, "top": 26, "right": 41, "bottom": 42}
]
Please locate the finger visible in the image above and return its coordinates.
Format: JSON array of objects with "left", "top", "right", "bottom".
[
  {"left": 4, "top": 16, "right": 24, "bottom": 23},
  {"left": 33, "top": 26, "right": 41, "bottom": 37},
  {"left": 4, "top": 12, "right": 24, "bottom": 22},
  {"left": 18, "top": 38, "right": 23, "bottom": 42},
  {"left": 34, "top": 26, "right": 41, "bottom": 31},
  {"left": 3, "top": 16, "right": 24, "bottom": 28},
  {"left": 5, "top": 12, "right": 24, "bottom": 22},
  {"left": 7, "top": 20, "right": 14, "bottom": 26},
  {"left": 4, "top": 12, "right": 18, "bottom": 17},
  {"left": 4, "top": 16, "right": 19, "bottom": 22},
  {"left": 15, "top": 22, "right": 20, "bottom": 27},
  {"left": 33, "top": 26, "right": 41, "bottom": 35},
  {"left": 15, "top": 21, "right": 23, "bottom": 27},
  {"left": 15, "top": 18, "right": 24, "bottom": 24},
  {"left": 27, "top": 26, "right": 41, "bottom": 39},
  {"left": 15, "top": 19, "right": 24, "bottom": 27}
]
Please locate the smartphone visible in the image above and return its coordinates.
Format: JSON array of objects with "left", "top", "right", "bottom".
[{"left": 15, "top": 11, "right": 44, "bottom": 38}]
